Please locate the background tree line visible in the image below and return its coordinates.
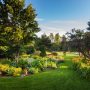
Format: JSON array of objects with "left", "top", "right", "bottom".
[
  {"left": 0, "top": 0, "right": 90, "bottom": 60},
  {"left": 35, "top": 33, "right": 68, "bottom": 56},
  {"left": 66, "top": 22, "right": 90, "bottom": 59}
]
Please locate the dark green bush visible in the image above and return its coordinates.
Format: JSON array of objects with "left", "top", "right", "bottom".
[
  {"left": 30, "top": 60, "right": 46, "bottom": 71},
  {"left": 16, "top": 59, "right": 30, "bottom": 69},
  {"left": 39, "top": 45, "right": 46, "bottom": 57},
  {"left": 27, "top": 46, "right": 35, "bottom": 54}
]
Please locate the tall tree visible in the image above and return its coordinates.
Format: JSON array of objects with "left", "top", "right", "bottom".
[
  {"left": 0, "top": 0, "right": 40, "bottom": 60},
  {"left": 66, "top": 27, "right": 90, "bottom": 59},
  {"left": 38, "top": 33, "right": 51, "bottom": 50},
  {"left": 84, "top": 21, "right": 90, "bottom": 58},
  {"left": 49, "top": 33, "right": 54, "bottom": 43},
  {"left": 54, "top": 33, "right": 60, "bottom": 44},
  {"left": 61, "top": 35, "right": 67, "bottom": 55},
  {"left": 35, "top": 33, "right": 52, "bottom": 56}
]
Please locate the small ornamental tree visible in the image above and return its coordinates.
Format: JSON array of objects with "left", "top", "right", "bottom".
[
  {"left": 39, "top": 45, "right": 46, "bottom": 57},
  {"left": 0, "top": 0, "right": 40, "bottom": 60}
]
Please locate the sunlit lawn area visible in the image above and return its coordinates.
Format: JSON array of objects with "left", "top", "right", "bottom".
[{"left": 0, "top": 53, "right": 90, "bottom": 90}]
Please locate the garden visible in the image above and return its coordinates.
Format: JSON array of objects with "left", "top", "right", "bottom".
[
  {"left": 0, "top": 54, "right": 58, "bottom": 77},
  {"left": 0, "top": 52, "right": 90, "bottom": 90},
  {"left": 0, "top": 0, "right": 90, "bottom": 90}
]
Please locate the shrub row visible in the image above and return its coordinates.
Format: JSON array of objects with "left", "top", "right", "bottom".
[{"left": 0, "top": 56, "right": 58, "bottom": 77}]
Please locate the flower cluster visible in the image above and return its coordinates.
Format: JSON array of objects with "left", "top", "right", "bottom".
[{"left": 0, "top": 64, "right": 22, "bottom": 76}]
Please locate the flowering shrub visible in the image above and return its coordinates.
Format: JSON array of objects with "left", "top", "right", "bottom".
[
  {"left": 29, "top": 67, "right": 39, "bottom": 74},
  {"left": 72, "top": 57, "right": 90, "bottom": 80},
  {"left": 0, "top": 56, "right": 58, "bottom": 77},
  {"left": 47, "top": 61, "right": 57, "bottom": 69},
  {"left": 51, "top": 62, "right": 57, "bottom": 69},
  {"left": 17, "top": 59, "right": 29, "bottom": 69},
  {"left": 0, "top": 64, "right": 9, "bottom": 72},
  {"left": 72, "top": 56, "right": 83, "bottom": 63},
  {"left": 28, "top": 56, "right": 57, "bottom": 70},
  {"left": 0, "top": 64, "right": 9, "bottom": 75},
  {"left": 13, "top": 67, "right": 22, "bottom": 76},
  {"left": 0, "top": 64, "right": 22, "bottom": 76}
]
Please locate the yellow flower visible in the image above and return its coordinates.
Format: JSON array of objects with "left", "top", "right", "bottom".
[
  {"left": 0, "top": 64, "right": 9, "bottom": 72},
  {"left": 13, "top": 67, "right": 22, "bottom": 76}
]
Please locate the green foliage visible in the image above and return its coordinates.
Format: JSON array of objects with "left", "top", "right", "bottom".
[
  {"left": 29, "top": 67, "right": 39, "bottom": 74},
  {"left": 0, "top": 59, "right": 11, "bottom": 65},
  {"left": 27, "top": 46, "right": 35, "bottom": 54},
  {"left": 16, "top": 59, "right": 29, "bottom": 69},
  {"left": 0, "top": 54, "right": 58, "bottom": 76},
  {"left": 30, "top": 58, "right": 46, "bottom": 71},
  {"left": 36, "top": 34, "right": 51, "bottom": 52},
  {"left": 49, "top": 33, "right": 62, "bottom": 51},
  {"left": 31, "top": 60, "right": 41, "bottom": 68},
  {"left": 67, "top": 22, "right": 90, "bottom": 59},
  {"left": 39, "top": 45, "right": 46, "bottom": 57},
  {"left": 61, "top": 35, "right": 68, "bottom": 52},
  {"left": 54, "top": 33, "right": 61, "bottom": 44},
  {"left": 47, "top": 61, "right": 57, "bottom": 69},
  {"left": 29, "top": 55, "right": 58, "bottom": 70},
  {"left": 0, "top": 64, "right": 22, "bottom": 76},
  {"left": 0, "top": 54, "right": 90, "bottom": 90},
  {"left": 73, "top": 60, "right": 90, "bottom": 80},
  {"left": 49, "top": 33, "right": 54, "bottom": 43},
  {"left": 0, "top": 0, "right": 40, "bottom": 59}
]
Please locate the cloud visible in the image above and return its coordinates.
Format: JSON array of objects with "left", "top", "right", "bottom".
[
  {"left": 37, "top": 20, "right": 88, "bottom": 36},
  {"left": 35, "top": 18, "right": 44, "bottom": 21}
]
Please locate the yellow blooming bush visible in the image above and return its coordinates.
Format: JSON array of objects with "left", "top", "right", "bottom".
[
  {"left": 13, "top": 67, "right": 22, "bottom": 76},
  {"left": 0, "top": 64, "right": 22, "bottom": 76},
  {"left": 47, "top": 61, "right": 57, "bottom": 69},
  {"left": 0, "top": 64, "right": 9, "bottom": 72},
  {"left": 72, "top": 56, "right": 83, "bottom": 63},
  {"left": 72, "top": 57, "right": 90, "bottom": 80},
  {"left": 0, "top": 56, "right": 58, "bottom": 77}
]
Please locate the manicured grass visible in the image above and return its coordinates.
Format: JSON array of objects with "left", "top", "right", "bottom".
[{"left": 0, "top": 54, "right": 90, "bottom": 90}]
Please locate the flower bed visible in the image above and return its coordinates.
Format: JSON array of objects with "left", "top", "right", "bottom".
[
  {"left": 0, "top": 64, "right": 22, "bottom": 76},
  {"left": 0, "top": 56, "right": 58, "bottom": 77}
]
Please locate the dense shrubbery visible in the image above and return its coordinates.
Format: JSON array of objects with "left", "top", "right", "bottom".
[
  {"left": 47, "top": 61, "right": 57, "bottom": 69},
  {"left": 72, "top": 57, "right": 90, "bottom": 80},
  {"left": 0, "top": 55, "right": 58, "bottom": 77},
  {"left": 30, "top": 55, "right": 57, "bottom": 70},
  {"left": 0, "top": 64, "right": 22, "bottom": 76},
  {"left": 39, "top": 45, "right": 46, "bottom": 57},
  {"left": 29, "top": 67, "right": 39, "bottom": 74}
]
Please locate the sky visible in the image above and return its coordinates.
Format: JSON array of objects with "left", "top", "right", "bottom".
[{"left": 25, "top": 0, "right": 90, "bottom": 36}]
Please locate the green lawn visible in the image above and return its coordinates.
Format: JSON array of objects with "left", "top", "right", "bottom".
[{"left": 0, "top": 55, "right": 90, "bottom": 90}]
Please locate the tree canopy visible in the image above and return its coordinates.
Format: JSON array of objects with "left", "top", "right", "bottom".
[
  {"left": 0, "top": 0, "right": 40, "bottom": 59},
  {"left": 67, "top": 22, "right": 90, "bottom": 59}
]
